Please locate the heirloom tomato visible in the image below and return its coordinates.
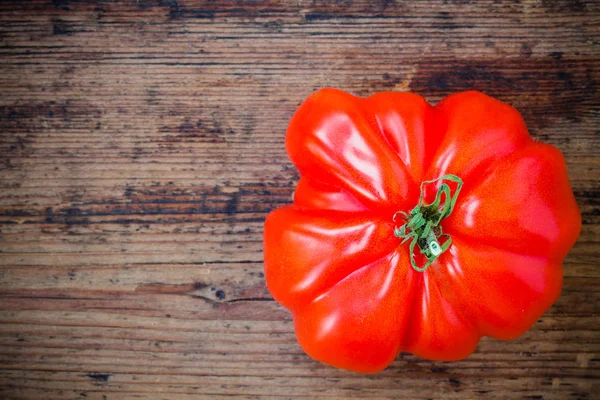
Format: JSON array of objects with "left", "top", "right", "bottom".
[{"left": 263, "top": 89, "right": 581, "bottom": 373}]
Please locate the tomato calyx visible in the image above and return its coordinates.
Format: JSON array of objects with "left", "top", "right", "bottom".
[{"left": 394, "top": 174, "right": 463, "bottom": 272}]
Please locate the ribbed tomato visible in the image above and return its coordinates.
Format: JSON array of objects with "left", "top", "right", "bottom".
[{"left": 263, "top": 89, "right": 581, "bottom": 373}]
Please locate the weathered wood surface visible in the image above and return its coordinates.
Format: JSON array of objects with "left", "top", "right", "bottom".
[{"left": 0, "top": 0, "right": 598, "bottom": 398}]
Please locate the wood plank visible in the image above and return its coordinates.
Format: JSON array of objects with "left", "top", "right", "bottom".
[{"left": 0, "top": 0, "right": 598, "bottom": 398}]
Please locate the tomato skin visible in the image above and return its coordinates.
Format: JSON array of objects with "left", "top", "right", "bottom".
[{"left": 263, "top": 88, "right": 581, "bottom": 373}]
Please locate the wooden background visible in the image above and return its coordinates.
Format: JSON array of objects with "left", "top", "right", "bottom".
[{"left": 0, "top": 0, "right": 598, "bottom": 399}]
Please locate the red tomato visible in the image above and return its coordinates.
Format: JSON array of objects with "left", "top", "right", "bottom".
[{"left": 263, "top": 89, "right": 581, "bottom": 373}]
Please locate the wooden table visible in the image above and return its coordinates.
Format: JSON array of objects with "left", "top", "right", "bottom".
[{"left": 1, "top": 1, "right": 598, "bottom": 399}]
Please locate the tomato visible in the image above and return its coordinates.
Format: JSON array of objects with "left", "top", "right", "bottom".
[{"left": 263, "top": 89, "right": 581, "bottom": 373}]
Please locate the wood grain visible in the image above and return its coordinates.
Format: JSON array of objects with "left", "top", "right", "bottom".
[{"left": 0, "top": 0, "right": 598, "bottom": 399}]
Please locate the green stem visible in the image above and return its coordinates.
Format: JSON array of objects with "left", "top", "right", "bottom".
[{"left": 393, "top": 174, "right": 463, "bottom": 272}]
